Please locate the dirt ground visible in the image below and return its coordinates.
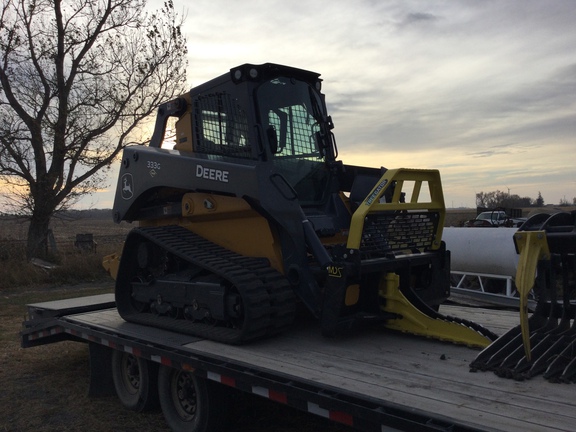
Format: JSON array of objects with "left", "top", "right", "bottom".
[{"left": 0, "top": 282, "right": 353, "bottom": 432}]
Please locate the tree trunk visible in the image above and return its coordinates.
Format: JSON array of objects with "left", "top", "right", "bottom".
[{"left": 26, "top": 210, "right": 53, "bottom": 260}]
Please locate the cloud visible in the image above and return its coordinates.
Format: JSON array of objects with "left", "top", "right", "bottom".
[{"left": 394, "top": 11, "right": 440, "bottom": 30}]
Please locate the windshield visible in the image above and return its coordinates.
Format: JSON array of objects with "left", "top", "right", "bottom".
[
  {"left": 257, "top": 77, "right": 325, "bottom": 159},
  {"left": 256, "top": 77, "right": 330, "bottom": 204}
]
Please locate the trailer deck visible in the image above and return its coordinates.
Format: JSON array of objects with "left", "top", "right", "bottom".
[{"left": 21, "top": 295, "right": 575, "bottom": 432}]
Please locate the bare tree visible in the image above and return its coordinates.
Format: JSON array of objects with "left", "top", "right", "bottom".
[
  {"left": 476, "top": 190, "right": 534, "bottom": 209},
  {"left": 0, "top": 0, "right": 188, "bottom": 257}
]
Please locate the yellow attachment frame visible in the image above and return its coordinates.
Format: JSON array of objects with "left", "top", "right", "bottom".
[
  {"left": 347, "top": 168, "right": 446, "bottom": 251},
  {"left": 513, "top": 231, "right": 551, "bottom": 360},
  {"left": 380, "top": 274, "right": 493, "bottom": 348}
]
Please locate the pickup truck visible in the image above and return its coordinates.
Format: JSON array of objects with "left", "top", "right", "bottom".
[{"left": 465, "top": 210, "right": 526, "bottom": 227}]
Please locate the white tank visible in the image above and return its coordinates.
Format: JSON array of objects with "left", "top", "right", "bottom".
[{"left": 442, "top": 227, "right": 519, "bottom": 277}]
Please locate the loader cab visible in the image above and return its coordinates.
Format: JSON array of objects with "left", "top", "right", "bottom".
[
  {"left": 176, "top": 63, "right": 336, "bottom": 185},
  {"left": 255, "top": 74, "right": 335, "bottom": 206},
  {"left": 174, "top": 63, "right": 349, "bottom": 231},
  {"left": 245, "top": 65, "right": 352, "bottom": 237}
]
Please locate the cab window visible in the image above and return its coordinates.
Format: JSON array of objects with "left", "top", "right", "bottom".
[{"left": 193, "top": 93, "right": 253, "bottom": 159}]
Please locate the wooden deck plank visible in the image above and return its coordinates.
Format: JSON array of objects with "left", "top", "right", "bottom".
[{"left": 188, "top": 326, "right": 573, "bottom": 431}]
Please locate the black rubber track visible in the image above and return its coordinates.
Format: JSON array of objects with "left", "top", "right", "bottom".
[{"left": 115, "top": 225, "right": 296, "bottom": 344}]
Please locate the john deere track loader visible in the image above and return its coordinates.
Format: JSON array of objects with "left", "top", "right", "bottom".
[{"left": 106, "top": 63, "right": 496, "bottom": 346}]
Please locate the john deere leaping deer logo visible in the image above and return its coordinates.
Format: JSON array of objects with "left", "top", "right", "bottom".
[{"left": 121, "top": 173, "right": 134, "bottom": 200}]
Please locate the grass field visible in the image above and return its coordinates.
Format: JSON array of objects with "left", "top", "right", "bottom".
[{"left": 0, "top": 212, "right": 131, "bottom": 289}]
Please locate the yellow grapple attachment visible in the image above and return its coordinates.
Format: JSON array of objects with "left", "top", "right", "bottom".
[
  {"left": 470, "top": 211, "right": 576, "bottom": 383},
  {"left": 381, "top": 273, "right": 494, "bottom": 348},
  {"left": 346, "top": 168, "right": 446, "bottom": 250},
  {"left": 344, "top": 168, "right": 496, "bottom": 348},
  {"left": 514, "top": 231, "right": 550, "bottom": 360}
]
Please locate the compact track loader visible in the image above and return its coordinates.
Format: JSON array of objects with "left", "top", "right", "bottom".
[{"left": 105, "top": 63, "right": 496, "bottom": 346}]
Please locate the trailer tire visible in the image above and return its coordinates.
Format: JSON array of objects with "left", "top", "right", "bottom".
[
  {"left": 111, "top": 350, "right": 159, "bottom": 412},
  {"left": 158, "top": 365, "right": 229, "bottom": 432}
]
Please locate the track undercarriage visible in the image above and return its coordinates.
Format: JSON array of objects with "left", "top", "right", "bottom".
[{"left": 115, "top": 225, "right": 296, "bottom": 344}]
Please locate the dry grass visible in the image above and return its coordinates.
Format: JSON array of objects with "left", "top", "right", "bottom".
[
  {"left": 0, "top": 214, "right": 130, "bottom": 290},
  {"left": 445, "top": 209, "right": 476, "bottom": 227},
  {"left": 0, "top": 284, "right": 154, "bottom": 432},
  {"left": 0, "top": 243, "right": 121, "bottom": 290}
]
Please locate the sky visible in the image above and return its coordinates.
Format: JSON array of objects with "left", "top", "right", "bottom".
[{"left": 82, "top": 0, "right": 575, "bottom": 209}]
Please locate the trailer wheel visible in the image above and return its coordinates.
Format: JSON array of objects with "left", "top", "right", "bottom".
[
  {"left": 158, "top": 365, "right": 229, "bottom": 432},
  {"left": 111, "top": 350, "right": 159, "bottom": 412}
]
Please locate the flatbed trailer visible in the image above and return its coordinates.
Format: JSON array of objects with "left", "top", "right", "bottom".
[{"left": 21, "top": 294, "right": 575, "bottom": 432}]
